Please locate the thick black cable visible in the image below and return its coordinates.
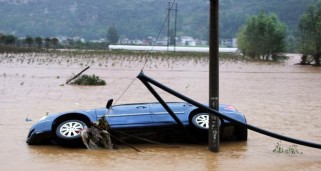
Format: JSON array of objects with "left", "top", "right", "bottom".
[{"left": 137, "top": 72, "right": 321, "bottom": 149}]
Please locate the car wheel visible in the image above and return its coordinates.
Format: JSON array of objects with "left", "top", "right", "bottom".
[
  {"left": 191, "top": 113, "right": 209, "bottom": 130},
  {"left": 55, "top": 120, "right": 87, "bottom": 145}
]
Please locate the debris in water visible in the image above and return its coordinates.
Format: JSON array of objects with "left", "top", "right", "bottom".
[
  {"left": 81, "top": 116, "right": 113, "bottom": 149},
  {"left": 69, "top": 74, "right": 106, "bottom": 85},
  {"left": 25, "top": 114, "right": 32, "bottom": 122}
]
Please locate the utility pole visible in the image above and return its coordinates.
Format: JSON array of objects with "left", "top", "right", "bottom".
[
  {"left": 167, "top": 2, "right": 171, "bottom": 51},
  {"left": 174, "top": 3, "right": 178, "bottom": 52},
  {"left": 208, "top": 0, "right": 220, "bottom": 152},
  {"left": 167, "top": 2, "right": 178, "bottom": 52}
]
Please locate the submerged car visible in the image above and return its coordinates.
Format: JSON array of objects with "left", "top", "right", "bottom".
[{"left": 26, "top": 99, "right": 247, "bottom": 146}]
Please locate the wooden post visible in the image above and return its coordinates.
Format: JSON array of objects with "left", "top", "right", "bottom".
[{"left": 208, "top": 0, "right": 220, "bottom": 152}]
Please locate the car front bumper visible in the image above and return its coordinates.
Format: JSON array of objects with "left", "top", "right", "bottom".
[
  {"left": 26, "top": 119, "right": 54, "bottom": 145},
  {"left": 26, "top": 129, "right": 53, "bottom": 145}
]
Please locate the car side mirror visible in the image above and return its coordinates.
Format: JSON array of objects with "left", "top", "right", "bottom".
[{"left": 106, "top": 99, "right": 113, "bottom": 109}]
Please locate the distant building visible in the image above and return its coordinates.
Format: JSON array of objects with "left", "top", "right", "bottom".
[
  {"left": 118, "top": 38, "right": 144, "bottom": 45},
  {"left": 118, "top": 38, "right": 131, "bottom": 44},
  {"left": 117, "top": 36, "right": 209, "bottom": 47},
  {"left": 131, "top": 39, "right": 144, "bottom": 45},
  {"left": 220, "top": 38, "right": 237, "bottom": 47},
  {"left": 154, "top": 37, "right": 168, "bottom": 46},
  {"left": 195, "top": 39, "right": 208, "bottom": 46},
  {"left": 91, "top": 38, "right": 106, "bottom": 43},
  {"left": 57, "top": 36, "right": 85, "bottom": 45},
  {"left": 72, "top": 36, "right": 85, "bottom": 43},
  {"left": 143, "top": 36, "right": 155, "bottom": 46},
  {"left": 180, "top": 36, "right": 196, "bottom": 46}
]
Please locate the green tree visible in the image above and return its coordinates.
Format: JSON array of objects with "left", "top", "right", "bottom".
[
  {"left": 107, "top": 26, "right": 119, "bottom": 44},
  {"left": 51, "top": 37, "right": 59, "bottom": 48},
  {"left": 25, "top": 36, "right": 34, "bottom": 47},
  {"left": 237, "top": 11, "right": 287, "bottom": 61},
  {"left": 297, "top": 1, "right": 321, "bottom": 65},
  {"left": 35, "top": 37, "right": 43, "bottom": 48},
  {"left": 3, "top": 35, "right": 17, "bottom": 45},
  {"left": 44, "top": 37, "right": 51, "bottom": 49},
  {"left": 0, "top": 35, "right": 6, "bottom": 45}
]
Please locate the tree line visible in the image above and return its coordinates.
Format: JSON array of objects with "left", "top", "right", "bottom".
[
  {"left": 0, "top": 26, "right": 119, "bottom": 51},
  {"left": 0, "top": 34, "right": 59, "bottom": 49},
  {"left": 237, "top": 0, "right": 321, "bottom": 65},
  {"left": 1, "top": 1, "right": 321, "bottom": 65},
  {"left": 0, "top": 34, "right": 109, "bottom": 50}
]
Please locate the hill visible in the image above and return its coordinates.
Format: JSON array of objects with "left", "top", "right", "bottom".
[{"left": 0, "top": 0, "right": 319, "bottom": 40}]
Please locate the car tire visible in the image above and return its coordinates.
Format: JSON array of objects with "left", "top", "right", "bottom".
[
  {"left": 55, "top": 119, "right": 87, "bottom": 146},
  {"left": 190, "top": 113, "right": 209, "bottom": 130}
]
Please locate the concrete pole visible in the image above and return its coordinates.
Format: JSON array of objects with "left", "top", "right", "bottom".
[
  {"left": 174, "top": 3, "right": 177, "bottom": 52},
  {"left": 208, "top": 0, "right": 220, "bottom": 152},
  {"left": 167, "top": 2, "right": 171, "bottom": 51}
]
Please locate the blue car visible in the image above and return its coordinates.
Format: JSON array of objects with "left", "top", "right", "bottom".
[{"left": 26, "top": 99, "right": 247, "bottom": 146}]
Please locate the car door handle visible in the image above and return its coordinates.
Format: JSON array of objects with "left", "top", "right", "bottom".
[{"left": 136, "top": 106, "right": 147, "bottom": 109}]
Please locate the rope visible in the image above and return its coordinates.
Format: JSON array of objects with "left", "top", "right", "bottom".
[
  {"left": 141, "top": 0, "right": 177, "bottom": 71},
  {"left": 114, "top": 0, "right": 177, "bottom": 105},
  {"left": 113, "top": 77, "right": 137, "bottom": 105}
]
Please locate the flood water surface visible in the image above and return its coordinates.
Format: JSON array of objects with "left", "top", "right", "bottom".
[{"left": 0, "top": 54, "right": 320, "bottom": 170}]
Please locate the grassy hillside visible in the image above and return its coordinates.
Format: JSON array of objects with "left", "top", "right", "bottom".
[{"left": 0, "top": 0, "right": 319, "bottom": 40}]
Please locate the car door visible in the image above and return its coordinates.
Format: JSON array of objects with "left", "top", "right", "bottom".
[
  {"left": 106, "top": 104, "right": 153, "bottom": 128},
  {"left": 149, "top": 102, "right": 189, "bottom": 125}
]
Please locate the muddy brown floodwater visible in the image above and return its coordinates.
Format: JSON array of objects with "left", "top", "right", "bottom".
[{"left": 0, "top": 53, "right": 320, "bottom": 171}]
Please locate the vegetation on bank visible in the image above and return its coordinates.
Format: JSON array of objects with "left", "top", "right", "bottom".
[
  {"left": 236, "top": 0, "right": 321, "bottom": 65},
  {"left": 0, "top": 35, "right": 107, "bottom": 51},
  {"left": 273, "top": 141, "right": 303, "bottom": 154},
  {"left": 0, "top": 49, "right": 290, "bottom": 74},
  {"left": 69, "top": 74, "right": 106, "bottom": 86},
  {"left": 297, "top": 1, "right": 321, "bottom": 65},
  {"left": 237, "top": 11, "right": 287, "bottom": 62}
]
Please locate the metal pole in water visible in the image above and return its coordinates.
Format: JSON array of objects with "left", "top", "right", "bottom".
[
  {"left": 167, "top": 2, "right": 171, "bottom": 51},
  {"left": 174, "top": 3, "right": 178, "bottom": 52},
  {"left": 208, "top": 0, "right": 220, "bottom": 152}
]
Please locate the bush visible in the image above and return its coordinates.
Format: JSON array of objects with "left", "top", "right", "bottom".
[{"left": 70, "top": 74, "right": 106, "bottom": 85}]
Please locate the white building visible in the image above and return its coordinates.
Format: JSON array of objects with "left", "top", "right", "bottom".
[{"left": 180, "top": 36, "right": 196, "bottom": 46}]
